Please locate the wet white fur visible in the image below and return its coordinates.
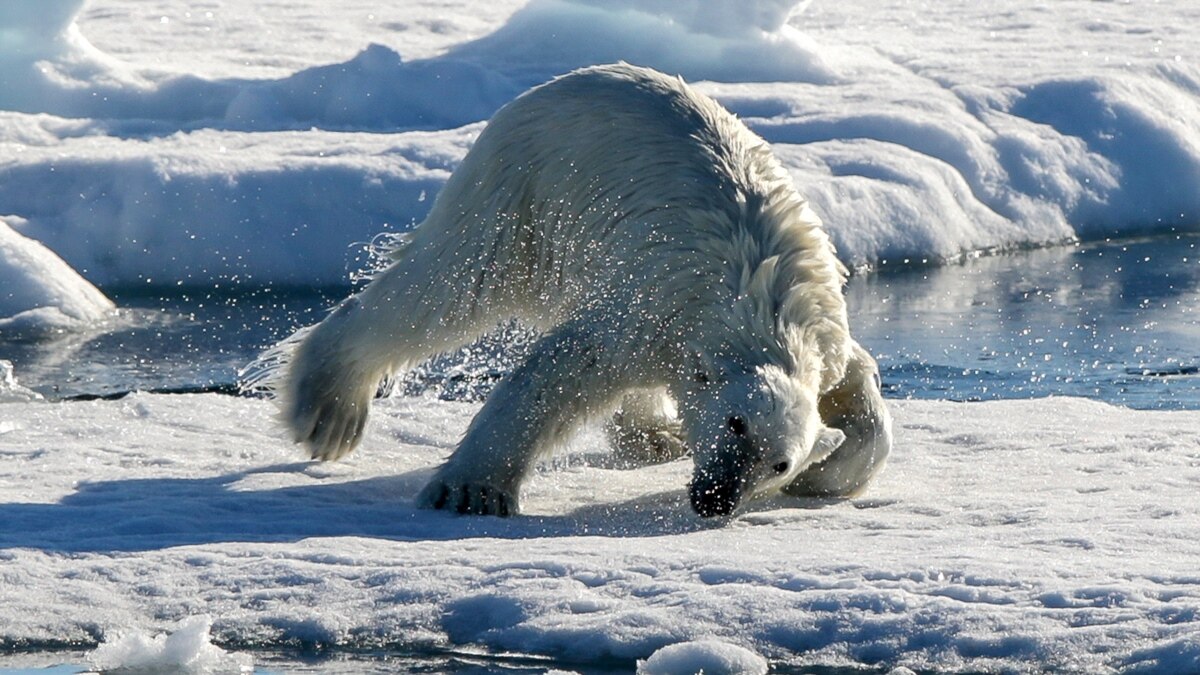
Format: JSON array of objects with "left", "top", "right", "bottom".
[{"left": 264, "top": 63, "right": 891, "bottom": 515}]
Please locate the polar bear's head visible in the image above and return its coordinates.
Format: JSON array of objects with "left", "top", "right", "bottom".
[{"left": 678, "top": 361, "right": 845, "bottom": 518}]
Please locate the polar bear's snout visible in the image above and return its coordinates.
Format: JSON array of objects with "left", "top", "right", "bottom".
[
  {"left": 690, "top": 462, "right": 748, "bottom": 518},
  {"left": 690, "top": 480, "right": 743, "bottom": 518},
  {"left": 688, "top": 434, "right": 758, "bottom": 518}
]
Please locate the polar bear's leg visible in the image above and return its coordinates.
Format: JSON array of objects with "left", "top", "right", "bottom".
[
  {"left": 604, "top": 388, "right": 687, "bottom": 467},
  {"left": 281, "top": 256, "right": 514, "bottom": 461},
  {"left": 785, "top": 342, "right": 892, "bottom": 498},
  {"left": 418, "top": 320, "right": 635, "bottom": 516}
]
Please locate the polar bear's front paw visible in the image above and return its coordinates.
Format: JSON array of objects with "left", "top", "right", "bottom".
[{"left": 417, "top": 477, "right": 519, "bottom": 516}]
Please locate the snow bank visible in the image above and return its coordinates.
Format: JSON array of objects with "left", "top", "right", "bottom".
[
  {"left": 0, "top": 0, "right": 830, "bottom": 131},
  {"left": 88, "top": 615, "right": 253, "bottom": 674},
  {"left": 447, "top": 0, "right": 835, "bottom": 86},
  {"left": 2, "top": 393, "right": 1200, "bottom": 672},
  {"left": 0, "top": 127, "right": 471, "bottom": 287},
  {"left": 1, "top": 0, "right": 1199, "bottom": 288},
  {"left": 0, "top": 0, "right": 148, "bottom": 116},
  {"left": 224, "top": 0, "right": 834, "bottom": 131},
  {"left": 0, "top": 215, "right": 114, "bottom": 336}
]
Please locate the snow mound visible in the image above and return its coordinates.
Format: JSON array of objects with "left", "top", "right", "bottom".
[
  {"left": 88, "top": 615, "right": 252, "bottom": 674},
  {"left": 1010, "top": 72, "right": 1200, "bottom": 236},
  {"left": 0, "top": 0, "right": 144, "bottom": 115},
  {"left": 0, "top": 1, "right": 80, "bottom": 59},
  {"left": 448, "top": 0, "right": 835, "bottom": 86},
  {"left": 637, "top": 640, "right": 769, "bottom": 675},
  {"left": 0, "top": 360, "right": 42, "bottom": 403},
  {"left": 0, "top": 216, "right": 114, "bottom": 337}
]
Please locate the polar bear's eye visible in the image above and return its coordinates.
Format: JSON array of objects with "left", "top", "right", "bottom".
[
  {"left": 727, "top": 415, "right": 748, "bottom": 436},
  {"left": 773, "top": 461, "right": 789, "bottom": 474}
]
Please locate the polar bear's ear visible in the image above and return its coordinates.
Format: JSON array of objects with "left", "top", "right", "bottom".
[{"left": 809, "top": 427, "right": 846, "bottom": 465}]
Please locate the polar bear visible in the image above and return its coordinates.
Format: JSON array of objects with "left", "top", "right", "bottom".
[{"left": 260, "top": 63, "right": 891, "bottom": 517}]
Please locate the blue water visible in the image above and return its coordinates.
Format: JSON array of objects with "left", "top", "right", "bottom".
[
  {"left": 850, "top": 234, "right": 1200, "bottom": 409},
  {"left": 2, "top": 235, "right": 1199, "bottom": 408}
]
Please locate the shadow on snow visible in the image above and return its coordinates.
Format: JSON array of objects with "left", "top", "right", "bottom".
[{"left": 0, "top": 461, "right": 839, "bottom": 553}]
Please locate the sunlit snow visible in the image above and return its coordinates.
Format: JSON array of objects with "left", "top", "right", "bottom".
[{"left": 2, "top": 0, "right": 1200, "bottom": 672}]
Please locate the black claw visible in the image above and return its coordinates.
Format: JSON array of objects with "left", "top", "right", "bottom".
[
  {"left": 431, "top": 485, "right": 449, "bottom": 510},
  {"left": 479, "top": 486, "right": 491, "bottom": 513},
  {"left": 456, "top": 485, "right": 471, "bottom": 514},
  {"left": 497, "top": 494, "right": 511, "bottom": 517}
]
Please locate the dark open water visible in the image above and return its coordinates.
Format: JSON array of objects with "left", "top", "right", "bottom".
[{"left": 3, "top": 234, "right": 1199, "bottom": 409}]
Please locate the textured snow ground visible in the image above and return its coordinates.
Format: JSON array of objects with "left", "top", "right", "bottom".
[
  {"left": 2, "top": 392, "right": 1200, "bottom": 672},
  {"left": 3, "top": 1, "right": 1200, "bottom": 672}
]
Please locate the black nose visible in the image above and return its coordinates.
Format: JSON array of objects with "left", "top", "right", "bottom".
[
  {"left": 727, "top": 415, "right": 748, "bottom": 436},
  {"left": 689, "top": 480, "right": 739, "bottom": 518}
]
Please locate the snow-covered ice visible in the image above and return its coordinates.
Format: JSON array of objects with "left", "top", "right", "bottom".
[
  {"left": 2, "top": 0, "right": 1200, "bottom": 672},
  {"left": 2, "top": 394, "right": 1200, "bottom": 672},
  {"left": 2, "top": 0, "right": 1198, "bottom": 305}
]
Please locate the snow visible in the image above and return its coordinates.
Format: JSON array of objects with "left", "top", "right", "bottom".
[
  {"left": 2, "top": 393, "right": 1200, "bottom": 672},
  {"left": 0, "top": 0, "right": 1196, "bottom": 307},
  {"left": 637, "top": 640, "right": 769, "bottom": 675},
  {"left": 87, "top": 615, "right": 253, "bottom": 674},
  {"left": 0, "top": 216, "right": 115, "bottom": 336},
  {"left": 2, "top": 0, "right": 1200, "bottom": 672},
  {"left": 0, "top": 360, "right": 42, "bottom": 403}
]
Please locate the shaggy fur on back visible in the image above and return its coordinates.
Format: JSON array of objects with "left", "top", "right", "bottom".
[{"left": 252, "top": 63, "right": 889, "bottom": 517}]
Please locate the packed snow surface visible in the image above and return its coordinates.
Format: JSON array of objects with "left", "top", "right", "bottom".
[
  {"left": 3, "top": 1, "right": 1200, "bottom": 672},
  {"left": 2, "top": 393, "right": 1200, "bottom": 672}
]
